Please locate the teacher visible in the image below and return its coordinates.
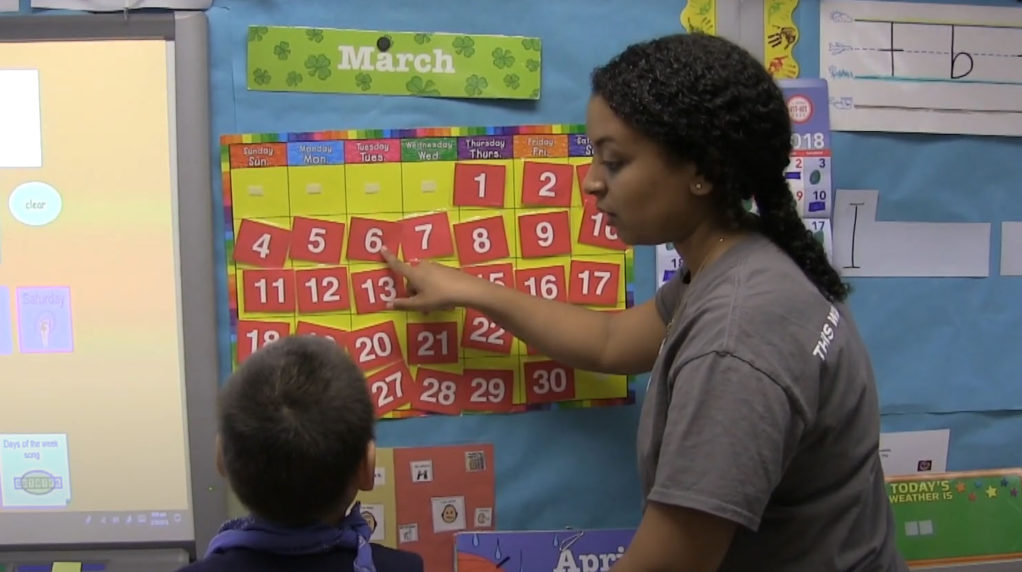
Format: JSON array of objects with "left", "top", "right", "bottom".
[{"left": 382, "top": 33, "right": 908, "bottom": 572}]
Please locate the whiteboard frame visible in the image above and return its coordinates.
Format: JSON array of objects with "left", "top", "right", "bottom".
[{"left": 0, "top": 11, "right": 223, "bottom": 558}]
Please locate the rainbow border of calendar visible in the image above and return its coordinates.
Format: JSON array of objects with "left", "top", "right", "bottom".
[{"left": 219, "top": 123, "right": 637, "bottom": 414}]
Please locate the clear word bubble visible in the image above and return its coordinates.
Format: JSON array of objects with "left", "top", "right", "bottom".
[{"left": 9, "top": 181, "right": 62, "bottom": 226}]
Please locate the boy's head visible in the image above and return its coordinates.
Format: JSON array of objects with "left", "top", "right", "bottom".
[{"left": 216, "top": 335, "right": 376, "bottom": 527}]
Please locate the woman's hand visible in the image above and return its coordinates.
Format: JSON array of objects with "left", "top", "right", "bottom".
[{"left": 380, "top": 247, "right": 487, "bottom": 312}]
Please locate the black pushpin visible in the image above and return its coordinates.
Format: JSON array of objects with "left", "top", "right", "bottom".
[{"left": 377, "top": 36, "right": 391, "bottom": 52}]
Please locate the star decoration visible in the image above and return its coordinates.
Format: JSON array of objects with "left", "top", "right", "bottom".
[
  {"left": 956, "top": 482, "right": 967, "bottom": 493},
  {"left": 1012, "top": 488, "right": 1018, "bottom": 497},
  {"left": 969, "top": 492, "right": 977, "bottom": 502},
  {"left": 986, "top": 486, "right": 998, "bottom": 498},
  {"left": 1002, "top": 478, "right": 1010, "bottom": 487},
  {"left": 975, "top": 480, "right": 984, "bottom": 489}
]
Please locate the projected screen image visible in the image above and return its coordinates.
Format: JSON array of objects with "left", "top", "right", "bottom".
[{"left": 0, "top": 39, "right": 193, "bottom": 544}]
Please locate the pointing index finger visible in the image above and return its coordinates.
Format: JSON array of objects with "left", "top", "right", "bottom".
[{"left": 380, "top": 246, "right": 413, "bottom": 276}]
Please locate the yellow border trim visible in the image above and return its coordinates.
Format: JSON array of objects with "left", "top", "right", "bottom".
[
  {"left": 764, "top": 0, "right": 800, "bottom": 78},
  {"left": 680, "top": 0, "right": 717, "bottom": 35}
]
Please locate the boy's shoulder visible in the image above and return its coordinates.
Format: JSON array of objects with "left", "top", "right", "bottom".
[{"left": 178, "top": 543, "right": 423, "bottom": 572}]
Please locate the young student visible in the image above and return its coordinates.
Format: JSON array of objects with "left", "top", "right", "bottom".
[
  {"left": 380, "top": 33, "right": 909, "bottom": 571},
  {"left": 180, "top": 335, "right": 423, "bottom": 572}
]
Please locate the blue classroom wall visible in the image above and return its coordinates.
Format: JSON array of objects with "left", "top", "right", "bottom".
[
  {"left": 794, "top": 0, "right": 1022, "bottom": 468},
  {"left": 203, "top": 0, "right": 679, "bottom": 531},
  {"left": 8, "top": 0, "right": 678, "bottom": 533}
]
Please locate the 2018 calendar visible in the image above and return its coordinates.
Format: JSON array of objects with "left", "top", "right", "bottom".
[{"left": 220, "top": 124, "right": 635, "bottom": 418}]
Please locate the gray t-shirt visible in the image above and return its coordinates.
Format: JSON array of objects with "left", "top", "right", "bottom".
[{"left": 637, "top": 233, "right": 908, "bottom": 571}]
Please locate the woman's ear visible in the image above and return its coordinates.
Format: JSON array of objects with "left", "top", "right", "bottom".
[
  {"left": 357, "top": 440, "right": 377, "bottom": 492},
  {"left": 689, "top": 175, "right": 712, "bottom": 197}
]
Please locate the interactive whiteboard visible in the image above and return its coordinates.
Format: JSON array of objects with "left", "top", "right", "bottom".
[{"left": 0, "top": 12, "right": 222, "bottom": 553}]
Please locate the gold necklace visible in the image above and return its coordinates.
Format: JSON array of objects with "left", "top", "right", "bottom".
[{"left": 666, "top": 236, "right": 727, "bottom": 333}]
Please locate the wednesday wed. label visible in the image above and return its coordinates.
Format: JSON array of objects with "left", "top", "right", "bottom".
[{"left": 247, "top": 26, "right": 542, "bottom": 100}]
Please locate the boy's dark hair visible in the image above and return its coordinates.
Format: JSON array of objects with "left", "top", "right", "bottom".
[
  {"left": 217, "top": 335, "right": 375, "bottom": 526},
  {"left": 591, "top": 33, "right": 850, "bottom": 303}
]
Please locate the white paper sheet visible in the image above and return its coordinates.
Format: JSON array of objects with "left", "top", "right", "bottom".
[
  {"left": 0, "top": 70, "right": 42, "bottom": 169},
  {"left": 0, "top": 0, "right": 19, "bottom": 12},
  {"left": 655, "top": 244, "right": 682, "bottom": 289},
  {"left": 1000, "top": 222, "right": 1022, "bottom": 276},
  {"left": 30, "top": 0, "right": 210, "bottom": 9},
  {"left": 879, "top": 429, "right": 950, "bottom": 476},
  {"left": 820, "top": 0, "right": 1022, "bottom": 136},
  {"left": 832, "top": 189, "right": 990, "bottom": 277}
]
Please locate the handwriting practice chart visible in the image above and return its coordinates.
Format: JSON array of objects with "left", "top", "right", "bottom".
[{"left": 221, "top": 125, "right": 636, "bottom": 419}]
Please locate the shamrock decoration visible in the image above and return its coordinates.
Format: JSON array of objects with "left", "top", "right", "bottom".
[
  {"left": 286, "top": 71, "right": 303, "bottom": 87},
  {"left": 305, "top": 28, "right": 325, "bottom": 43},
  {"left": 252, "top": 68, "right": 271, "bottom": 85},
  {"left": 526, "top": 58, "right": 540, "bottom": 72},
  {"left": 452, "top": 36, "right": 475, "bottom": 57},
  {"left": 305, "top": 54, "right": 332, "bottom": 80},
  {"left": 355, "top": 72, "right": 373, "bottom": 91},
  {"left": 406, "top": 76, "right": 441, "bottom": 96},
  {"left": 503, "top": 73, "right": 520, "bottom": 90},
  {"left": 465, "top": 74, "right": 488, "bottom": 96},
  {"left": 492, "top": 48, "right": 515, "bottom": 69},
  {"left": 273, "top": 41, "right": 291, "bottom": 60},
  {"left": 414, "top": 33, "right": 433, "bottom": 45},
  {"left": 520, "top": 38, "right": 541, "bottom": 52},
  {"left": 248, "top": 26, "right": 268, "bottom": 42}
]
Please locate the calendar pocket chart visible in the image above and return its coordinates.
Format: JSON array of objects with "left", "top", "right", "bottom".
[{"left": 221, "top": 124, "right": 636, "bottom": 419}]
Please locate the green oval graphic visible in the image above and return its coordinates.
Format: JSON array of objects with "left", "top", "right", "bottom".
[
  {"left": 19, "top": 470, "right": 57, "bottom": 495},
  {"left": 809, "top": 170, "right": 822, "bottom": 185}
]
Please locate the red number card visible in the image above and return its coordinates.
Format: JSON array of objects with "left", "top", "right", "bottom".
[
  {"left": 568, "top": 260, "right": 621, "bottom": 306},
  {"left": 524, "top": 360, "right": 576, "bottom": 404},
  {"left": 406, "top": 321, "right": 459, "bottom": 365},
  {"left": 295, "top": 321, "right": 349, "bottom": 345},
  {"left": 521, "top": 161, "right": 573, "bottom": 207},
  {"left": 234, "top": 219, "right": 291, "bottom": 267},
  {"left": 578, "top": 199, "right": 628, "bottom": 251},
  {"left": 463, "top": 262, "right": 514, "bottom": 287},
  {"left": 462, "top": 308, "right": 512, "bottom": 355},
  {"left": 515, "top": 265, "right": 566, "bottom": 302},
  {"left": 367, "top": 361, "right": 413, "bottom": 416},
  {"left": 453, "top": 163, "right": 506, "bottom": 208},
  {"left": 453, "top": 216, "right": 510, "bottom": 265},
  {"left": 400, "top": 211, "right": 454, "bottom": 260},
  {"left": 295, "top": 267, "right": 350, "bottom": 313},
  {"left": 518, "top": 210, "right": 571, "bottom": 258},
  {"left": 241, "top": 268, "right": 296, "bottom": 313},
  {"left": 345, "top": 321, "right": 402, "bottom": 371},
  {"left": 351, "top": 267, "right": 408, "bottom": 314},
  {"left": 236, "top": 320, "right": 291, "bottom": 363},
  {"left": 346, "top": 217, "right": 403, "bottom": 262},
  {"left": 462, "top": 369, "right": 515, "bottom": 412},
  {"left": 412, "top": 368, "right": 464, "bottom": 415},
  {"left": 575, "top": 162, "right": 592, "bottom": 203},
  {"left": 290, "top": 217, "right": 345, "bottom": 264}
]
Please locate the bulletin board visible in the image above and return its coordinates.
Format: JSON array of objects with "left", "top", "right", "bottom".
[
  {"left": 791, "top": 0, "right": 1022, "bottom": 472},
  {"left": 199, "top": 0, "right": 690, "bottom": 533},
  {"left": 18, "top": 0, "right": 1021, "bottom": 550}
]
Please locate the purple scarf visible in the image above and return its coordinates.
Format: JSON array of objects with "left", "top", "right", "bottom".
[{"left": 205, "top": 501, "right": 376, "bottom": 572}]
